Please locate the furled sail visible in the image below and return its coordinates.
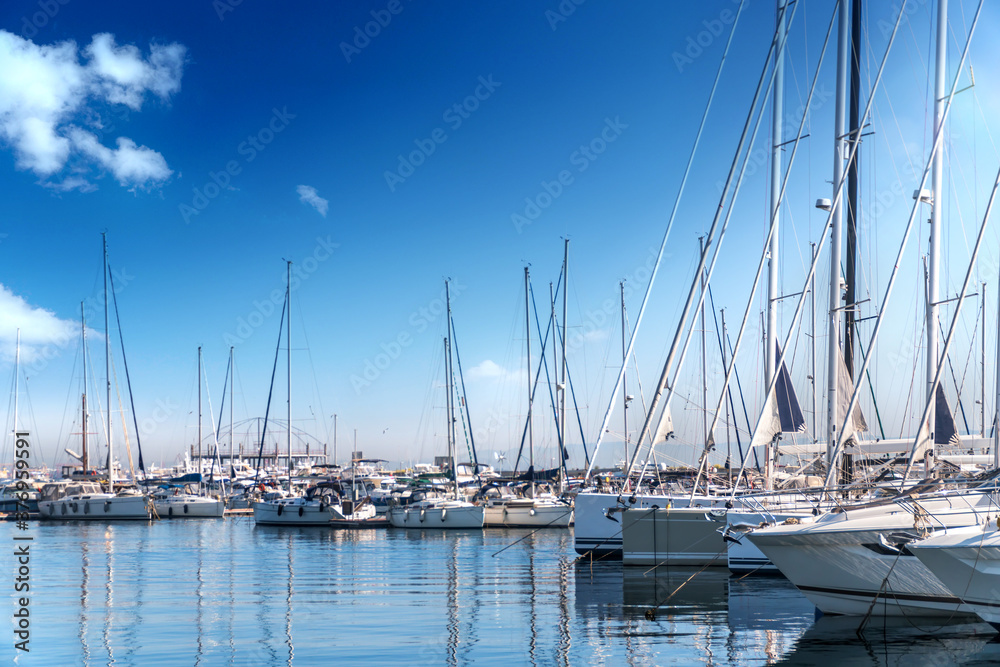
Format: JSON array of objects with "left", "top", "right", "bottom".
[
  {"left": 933, "top": 384, "right": 960, "bottom": 445},
  {"left": 835, "top": 344, "right": 868, "bottom": 442},
  {"left": 750, "top": 343, "right": 807, "bottom": 451}
]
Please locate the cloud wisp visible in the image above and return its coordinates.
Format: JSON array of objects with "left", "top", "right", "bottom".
[{"left": 297, "top": 185, "right": 329, "bottom": 217}]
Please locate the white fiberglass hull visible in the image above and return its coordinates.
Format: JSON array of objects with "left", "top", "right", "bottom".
[
  {"left": 910, "top": 526, "right": 1000, "bottom": 627},
  {"left": 387, "top": 501, "right": 484, "bottom": 529},
  {"left": 39, "top": 494, "right": 150, "bottom": 520},
  {"left": 747, "top": 494, "right": 993, "bottom": 616},
  {"left": 154, "top": 495, "right": 225, "bottom": 518},
  {"left": 483, "top": 499, "right": 573, "bottom": 528},
  {"left": 725, "top": 510, "right": 813, "bottom": 574},
  {"left": 253, "top": 500, "right": 331, "bottom": 526},
  {"left": 573, "top": 491, "right": 724, "bottom": 558}
]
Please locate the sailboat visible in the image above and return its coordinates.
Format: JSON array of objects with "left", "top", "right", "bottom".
[
  {"left": 388, "top": 281, "right": 484, "bottom": 529},
  {"left": 38, "top": 234, "right": 150, "bottom": 521},
  {"left": 152, "top": 347, "right": 225, "bottom": 519},
  {"left": 0, "top": 330, "right": 42, "bottom": 514},
  {"left": 482, "top": 260, "right": 574, "bottom": 528}
]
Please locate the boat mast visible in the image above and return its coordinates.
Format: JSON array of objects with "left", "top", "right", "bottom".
[
  {"left": 286, "top": 260, "right": 292, "bottom": 492},
  {"left": 103, "top": 232, "right": 113, "bottom": 488},
  {"left": 927, "top": 0, "right": 948, "bottom": 455},
  {"left": 995, "top": 269, "right": 999, "bottom": 468},
  {"left": 700, "top": 236, "right": 709, "bottom": 486},
  {"left": 826, "top": 0, "right": 850, "bottom": 477},
  {"left": 810, "top": 243, "right": 818, "bottom": 441},
  {"left": 844, "top": 0, "right": 862, "bottom": 374},
  {"left": 982, "top": 283, "right": 987, "bottom": 437},
  {"left": 560, "top": 239, "right": 568, "bottom": 492},
  {"left": 445, "top": 279, "right": 457, "bottom": 498},
  {"left": 621, "top": 281, "right": 629, "bottom": 468},
  {"left": 765, "top": 0, "right": 786, "bottom": 490},
  {"left": 524, "top": 266, "right": 533, "bottom": 491},
  {"left": 81, "top": 305, "right": 88, "bottom": 474},
  {"left": 198, "top": 346, "right": 203, "bottom": 491},
  {"left": 12, "top": 328, "right": 18, "bottom": 450},
  {"left": 229, "top": 346, "right": 234, "bottom": 468}
]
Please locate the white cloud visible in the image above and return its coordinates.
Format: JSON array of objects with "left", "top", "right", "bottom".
[
  {"left": 468, "top": 359, "right": 526, "bottom": 382},
  {"left": 297, "top": 185, "right": 329, "bottom": 217},
  {"left": 0, "top": 285, "right": 78, "bottom": 364},
  {"left": 0, "top": 30, "right": 185, "bottom": 190}
]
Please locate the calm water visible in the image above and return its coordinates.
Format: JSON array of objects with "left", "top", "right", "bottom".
[{"left": 3, "top": 519, "right": 1000, "bottom": 666}]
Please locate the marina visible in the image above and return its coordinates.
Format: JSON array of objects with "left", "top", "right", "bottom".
[{"left": 5, "top": 0, "right": 1000, "bottom": 664}]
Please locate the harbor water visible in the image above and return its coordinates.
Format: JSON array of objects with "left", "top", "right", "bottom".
[{"left": 4, "top": 519, "right": 1000, "bottom": 665}]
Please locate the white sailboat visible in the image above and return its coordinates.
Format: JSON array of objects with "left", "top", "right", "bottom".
[
  {"left": 253, "top": 261, "right": 330, "bottom": 526},
  {"left": 39, "top": 234, "right": 150, "bottom": 521},
  {"left": 388, "top": 280, "right": 483, "bottom": 530},
  {"left": 483, "top": 261, "right": 573, "bottom": 528},
  {"left": 153, "top": 347, "right": 224, "bottom": 518}
]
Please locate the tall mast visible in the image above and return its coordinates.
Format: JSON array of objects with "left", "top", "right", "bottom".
[
  {"left": 560, "top": 239, "right": 569, "bottom": 489},
  {"left": 764, "top": 0, "right": 786, "bottom": 491},
  {"left": 995, "top": 270, "right": 1000, "bottom": 468},
  {"left": 810, "top": 243, "right": 818, "bottom": 440},
  {"left": 766, "top": 0, "right": 786, "bottom": 390},
  {"left": 12, "top": 328, "right": 19, "bottom": 445},
  {"left": 550, "top": 282, "right": 558, "bottom": 452},
  {"left": 982, "top": 284, "right": 987, "bottom": 437},
  {"left": 844, "top": 0, "right": 862, "bottom": 373},
  {"left": 103, "top": 232, "right": 113, "bottom": 486},
  {"left": 81, "top": 305, "right": 88, "bottom": 474},
  {"left": 826, "top": 0, "right": 850, "bottom": 474},
  {"left": 927, "top": 0, "right": 948, "bottom": 448},
  {"left": 286, "top": 260, "right": 292, "bottom": 491},
  {"left": 229, "top": 347, "right": 234, "bottom": 467},
  {"left": 445, "top": 279, "right": 457, "bottom": 497},
  {"left": 621, "top": 281, "right": 629, "bottom": 467},
  {"left": 198, "top": 346, "right": 202, "bottom": 475},
  {"left": 699, "top": 237, "right": 709, "bottom": 475},
  {"left": 524, "top": 267, "right": 533, "bottom": 476}
]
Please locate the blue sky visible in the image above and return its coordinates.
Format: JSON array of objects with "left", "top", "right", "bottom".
[{"left": 2, "top": 0, "right": 999, "bottom": 473}]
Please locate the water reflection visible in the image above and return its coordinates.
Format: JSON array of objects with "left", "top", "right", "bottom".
[
  {"left": 16, "top": 520, "right": 1000, "bottom": 665},
  {"left": 778, "top": 615, "right": 1000, "bottom": 666}
]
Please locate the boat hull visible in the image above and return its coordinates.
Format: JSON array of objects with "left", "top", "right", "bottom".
[
  {"left": 910, "top": 528, "right": 1000, "bottom": 626},
  {"left": 483, "top": 501, "right": 573, "bottom": 528},
  {"left": 38, "top": 494, "right": 150, "bottom": 520},
  {"left": 747, "top": 497, "right": 991, "bottom": 616},
  {"left": 154, "top": 496, "right": 225, "bottom": 518},
  {"left": 252, "top": 501, "right": 332, "bottom": 526},
  {"left": 387, "top": 502, "right": 484, "bottom": 529},
  {"left": 573, "top": 491, "right": 724, "bottom": 558},
  {"left": 621, "top": 507, "right": 728, "bottom": 567}
]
